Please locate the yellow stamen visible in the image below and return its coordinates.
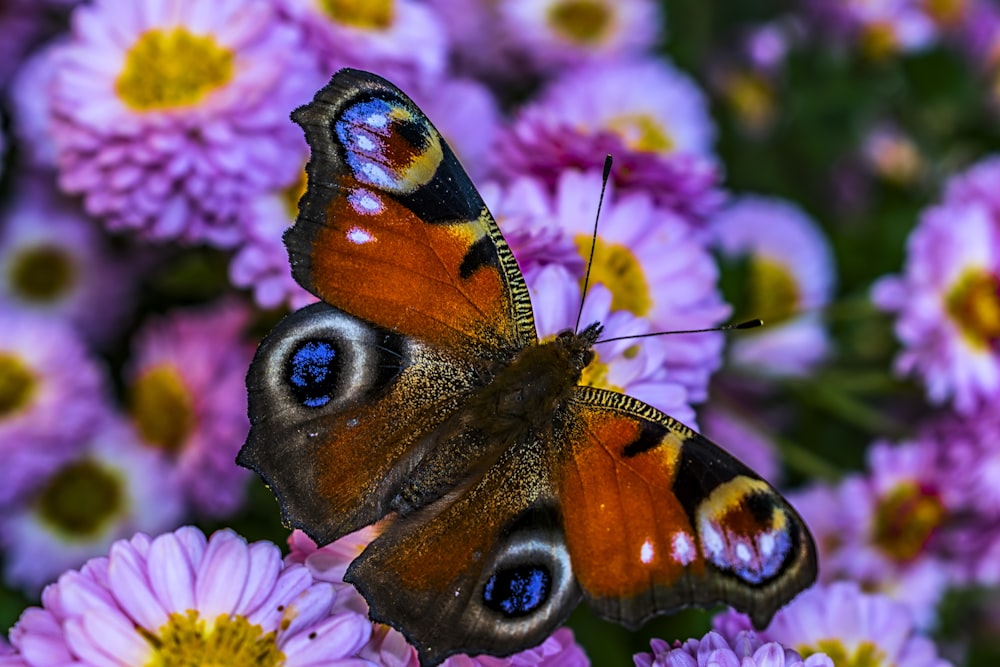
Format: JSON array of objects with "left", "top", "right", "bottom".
[
  {"left": 37, "top": 460, "right": 123, "bottom": 537},
  {"left": 0, "top": 353, "right": 37, "bottom": 419},
  {"left": 321, "top": 0, "right": 394, "bottom": 30},
  {"left": 9, "top": 245, "right": 77, "bottom": 303},
  {"left": 575, "top": 236, "right": 652, "bottom": 317},
  {"left": 872, "top": 481, "right": 945, "bottom": 562},
  {"left": 946, "top": 268, "right": 1000, "bottom": 351},
  {"left": 142, "top": 611, "right": 284, "bottom": 667},
  {"left": 547, "top": 0, "right": 612, "bottom": 45},
  {"left": 130, "top": 364, "right": 195, "bottom": 453}
]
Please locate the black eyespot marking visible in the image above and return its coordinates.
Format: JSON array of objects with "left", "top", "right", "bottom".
[
  {"left": 287, "top": 339, "right": 340, "bottom": 408},
  {"left": 459, "top": 235, "right": 498, "bottom": 280},
  {"left": 746, "top": 489, "right": 779, "bottom": 525},
  {"left": 395, "top": 115, "right": 430, "bottom": 151},
  {"left": 622, "top": 420, "right": 668, "bottom": 458},
  {"left": 483, "top": 564, "right": 551, "bottom": 617}
]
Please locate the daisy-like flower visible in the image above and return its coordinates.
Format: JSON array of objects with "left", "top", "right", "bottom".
[
  {"left": 277, "top": 0, "right": 447, "bottom": 90},
  {"left": 7, "top": 40, "right": 61, "bottom": 169},
  {"left": 0, "top": 417, "right": 183, "bottom": 594},
  {"left": 803, "top": 0, "right": 940, "bottom": 58},
  {"left": 47, "top": 0, "right": 320, "bottom": 247},
  {"left": 0, "top": 178, "right": 136, "bottom": 344},
  {"left": 862, "top": 124, "right": 924, "bottom": 185},
  {"left": 0, "top": 310, "right": 108, "bottom": 507},
  {"left": 498, "top": 59, "right": 722, "bottom": 225},
  {"left": 716, "top": 582, "right": 952, "bottom": 667},
  {"left": 497, "top": 0, "right": 663, "bottom": 74},
  {"left": 7, "top": 526, "right": 375, "bottom": 665},
  {"left": 788, "top": 441, "right": 956, "bottom": 627},
  {"left": 712, "top": 196, "right": 836, "bottom": 377},
  {"left": 528, "top": 265, "right": 697, "bottom": 425},
  {"left": 290, "top": 528, "right": 590, "bottom": 666},
  {"left": 872, "top": 159, "right": 1000, "bottom": 413},
  {"left": 635, "top": 630, "right": 833, "bottom": 667},
  {"left": 126, "top": 300, "right": 254, "bottom": 517}
]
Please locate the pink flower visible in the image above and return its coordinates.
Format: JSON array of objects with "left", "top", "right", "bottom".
[
  {"left": 126, "top": 300, "right": 254, "bottom": 517},
  {"left": 635, "top": 630, "right": 832, "bottom": 667},
  {"left": 7, "top": 526, "right": 374, "bottom": 665}
]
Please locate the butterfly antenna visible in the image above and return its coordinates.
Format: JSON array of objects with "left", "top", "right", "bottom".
[
  {"left": 575, "top": 155, "right": 614, "bottom": 333},
  {"left": 596, "top": 318, "right": 763, "bottom": 345}
]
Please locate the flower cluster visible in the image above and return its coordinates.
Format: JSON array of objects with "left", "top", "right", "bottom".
[{"left": 0, "top": 0, "right": 992, "bottom": 663}]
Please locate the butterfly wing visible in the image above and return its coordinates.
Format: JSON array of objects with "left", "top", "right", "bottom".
[
  {"left": 288, "top": 68, "right": 535, "bottom": 356},
  {"left": 556, "top": 386, "right": 817, "bottom": 629}
]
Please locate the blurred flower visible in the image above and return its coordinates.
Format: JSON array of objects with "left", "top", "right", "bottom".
[
  {"left": 0, "top": 1, "right": 62, "bottom": 91},
  {"left": 0, "top": 311, "right": 108, "bottom": 507},
  {"left": 7, "top": 526, "right": 373, "bottom": 665},
  {"left": 635, "top": 630, "right": 833, "bottom": 667},
  {"left": 277, "top": 0, "right": 447, "bottom": 90},
  {"left": 126, "top": 300, "right": 253, "bottom": 517},
  {"left": 862, "top": 124, "right": 924, "bottom": 185},
  {"left": 48, "top": 0, "right": 318, "bottom": 246},
  {"left": 528, "top": 266, "right": 697, "bottom": 425},
  {"left": 713, "top": 196, "right": 835, "bottom": 377},
  {"left": 0, "top": 179, "right": 136, "bottom": 344},
  {"left": 497, "top": 0, "right": 662, "bottom": 74},
  {"left": 6, "top": 40, "right": 60, "bottom": 170},
  {"left": 699, "top": 401, "right": 780, "bottom": 483},
  {"left": 802, "top": 0, "right": 940, "bottom": 58},
  {"left": 493, "top": 169, "right": 729, "bottom": 403},
  {"left": 873, "top": 160, "right": 1000, "bottom": 413},
  {"left": 290, "top": 528, "right": 589, "bottom": 666},
  {"left": 0, "top": 417, "right": 183, "bottom": 594},
  {"left": 715, "top": 582, "right": 952, "bottom": 667}
]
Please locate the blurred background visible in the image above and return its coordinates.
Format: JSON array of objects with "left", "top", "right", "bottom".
[{"left": 1, "top": 0, "right": 999, "bottom": 664}]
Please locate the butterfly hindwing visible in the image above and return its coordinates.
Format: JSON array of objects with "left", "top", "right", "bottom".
[
  {"left": 558, "top": 387, "right": 817, "bottom": 629},
  {"left": 288, "top": 69, "right": 535, "bottom": 356}
]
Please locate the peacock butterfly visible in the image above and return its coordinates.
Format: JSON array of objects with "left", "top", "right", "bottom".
[{"left": 237, "top": 68, "right": 817, "bottom": 666}]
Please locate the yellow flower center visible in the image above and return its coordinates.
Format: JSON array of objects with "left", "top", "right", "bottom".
[
  {"left": 575, "top": 236, "right": 652, "bottom": 317},
  {"left": 37, "top": 460, "right": 123, "bottom": 537},
  {"left": 860, "top": 22, "right": 899, "bottom": 59},
  {"left": 130, "top": 364, "right": 195, "bottom": 453},
  {"left": 802, "top": 639, "right": 885, "bottom": 667},
  {"left": 872, "top": 481, "right": 945, "bottom": 563},
  {"left": 547, "top": 0, "right": 612, "bottom": 45},
  {"left": 116, "top": 28, "right": 234, "bottom": 111},
  {"left": 946, "top": 268, "right": 1000, "bottom": 351},
  {"left": 321, "top": 0, "right": 394, "bottom": 30},
  {"left": 748, "top": 256, "right": 800, "bottom": 326},
  {"left": 924, "top": 0, "right": 966, "bottom": 25},
  {"left": 721, "top": 71, "right": 776, "bottom": 133},
  {"left": 8, "top": 245, "right": 77, "bottom": 303},
  {"left": 579, "top": 353, "right": 624, "bottom": 393},
  {"left": 606, "top": 113, "right": 675, "bottom": 154},
  {"left": 0, "top": 353, "right": 37, "bottom": 419},
  {"left": 142, "top": 611, "right": 284, "bottom": 667}
]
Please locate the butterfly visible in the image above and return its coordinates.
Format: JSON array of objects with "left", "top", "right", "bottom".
[{"left": 237, "top": 68, "right": 817, "bottom": 666}]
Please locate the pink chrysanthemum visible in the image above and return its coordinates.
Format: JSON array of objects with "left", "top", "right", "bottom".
[
  {"left": 7, "top": 526, "right": 374, "bottom": 666},
  {"left": 715, "top": 582, "right": 952, "bottom": 667},
  {"left": 47, "top": 0, "right": 320, "bottom": 247},
  {"left": 802, "top": 0, "right": 940, "bottom": 57},
  {"left": 713, "top": 196, "right": 836, "bottom": 377},
  {"left": 277, "top": 0, "right": 447, "bottom": 90},
  {"left": 787, "top": 441, "right": 959, "bottom": 628},
  {"left": 126, "top": 300, "right": 254, "bottom": 517},
  {"left": 872, "top": 158, "right": 1000, "bottom": 414},
  {"left": 496, "top": 0, "right": 663, "bottom": 73},
  {"left": 0, "top": 417, "right": 183, "bottom": 594},
  {"left": 0, "top": 310, "right": 108, "bottom": 507},
  {"left": 698, "top": 401, "right": 780, "bottom": 484},
  {"left": 289, "top": 529, "right": 589, "bottom": 666},
  {"left": 635, "top": 630, "right": 832, "bottom": 667},
  {"left": 528, "top": 265, "right": 697, "bottom": 425},
  {"left": 0, "top": 178, "right": 136, "bottom": 345},
  {"left": 498, "top": 59, "right": 723, "bottom": 225}
]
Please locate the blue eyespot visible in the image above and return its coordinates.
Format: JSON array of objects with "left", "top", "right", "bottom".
[
  {"left": 483, "top": 565, "right": 550, "bottom": 617},
  {"left": 287, "top": 340, "right": 339, "bottom": 408}
]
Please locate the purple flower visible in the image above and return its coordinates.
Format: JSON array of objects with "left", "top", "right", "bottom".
[
  {"left": 0, "top": 309, "right": 109, "bottom": 507},
  {"left": 716, "top": 582, "right": 952, "bottom": 667},
  {"left": 872, "top": 157, "right": 1000, "bottom": 414},
  {"left": 126, "top": 300, "right": 253, "bottom": 517},
  {"left": 635, "top": 630, "right": 832, "bottom": 667},
  {"left": 289, "top": 529, "right": 589, "bottom": 666},
  {"left": 496, "top": 0, "right": 662, "bottom": 74},
  {"left": 47, "top": 0, "right": 321, "bottom": 247},
  {"left": 801, "top": 0, "right": 940, "bottom": 57},
  {"left": 277, "top": 0, "right": 447, "bottom": 91},
  {"left": 0, "top": 416, "right": 183, "bottom": 594},
  {"left": 698, "top": 401, "right": 780, "bottom": 484},
  {"left": 497, "top": 59, "right": 723, "bottom": 226},
  {"left": 712, "top": 196, "right": 836, "bottom": 377},
  {"left": 6, "top": 526, "right": 374, "bottom": 665},
  {"left": 0, "top": 177, "right": 136, "bottom": 345}
]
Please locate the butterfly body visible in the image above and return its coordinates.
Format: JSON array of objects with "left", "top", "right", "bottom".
[{"left": 238, "top": 69, "right": 817, "bottom": 666}]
